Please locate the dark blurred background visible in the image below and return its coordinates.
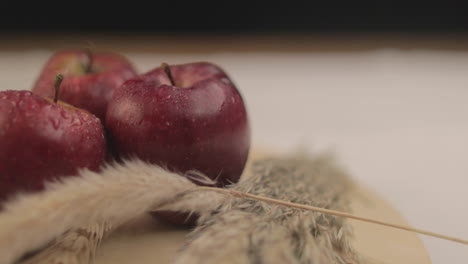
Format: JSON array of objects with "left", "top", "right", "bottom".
[{"left": 1, "top": 1, "right": 468, "bottom": 34}]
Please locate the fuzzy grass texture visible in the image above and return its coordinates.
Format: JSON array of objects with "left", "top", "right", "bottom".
[
  {"left": 2, "top": 152, "right": 359, "bottom": 264},
  {"left": 175, "top": 154, "right": 358, "bottom": 264},
  {"left": 18, "top": 223, "right": 112, "bottom": 264},
  {"left": 0, "top": 159, "right": 224, "bottom": 264}
]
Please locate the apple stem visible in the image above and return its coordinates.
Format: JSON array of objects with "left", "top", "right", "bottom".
[
  {"left": 161, "top": 63, "right": 176, "bottom": 86},
  {"left": 54, "top": 74, "right": 64, "bottom": 103},
  {"left": 84, "top": 49, "right": 93, "bottom": 73}
]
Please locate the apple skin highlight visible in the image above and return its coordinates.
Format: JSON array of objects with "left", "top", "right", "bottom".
[{"left": 0, "top": 90, "right": 107, "bottom": 202}]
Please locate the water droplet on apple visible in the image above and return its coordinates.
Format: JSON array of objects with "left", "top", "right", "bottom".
[
  {"left": 71, "top": 117, "right": 82, "bottom": 126},
  {"left": 49, "top": 117, "right": 60, "bottom": 129},
  {"left": 60, "top": 111, "right": 68, "bottom": 119}
]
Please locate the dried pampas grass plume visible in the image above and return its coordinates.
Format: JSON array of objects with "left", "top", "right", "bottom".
[
  {"left": 174, "top": 155, "right": 358, "bottom": 264},
  {"left": 18, "top": 223, "right": 111, "bottom": 264},
  {"left": 0, "top": 159, "right": 224, "bottom": 264},
  {"left": 2, "top": 152, "right": 467, "bottom": 264}
]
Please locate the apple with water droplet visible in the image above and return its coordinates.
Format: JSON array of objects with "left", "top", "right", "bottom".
[
  {"left": 105, "top": 62, "right": 251, "bottom": 225},
  {"left": 0, "top": 77, "right": 107, "bottom": 202},
  {"left": 106, "top": 62, "right": 250, "bottom": 186},
  {"left": 32, "top": 50, "right": 137, "bottom": 120}
]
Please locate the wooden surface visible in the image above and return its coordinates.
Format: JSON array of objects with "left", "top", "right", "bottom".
[{"left": 350, "top": 186, "right": 431, "bottom": 264}]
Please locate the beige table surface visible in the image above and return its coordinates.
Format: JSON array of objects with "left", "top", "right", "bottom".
[{"left": 1, "top": 36, "right": 467, "bottom": 263}]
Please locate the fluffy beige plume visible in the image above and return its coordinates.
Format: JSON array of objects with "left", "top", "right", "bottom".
[
  {"left": 0, "top": 159, "right": 222, "bottom": 264},
  {"left": 174, "top": 155, "right": 359, "bottom": 264},
  {"left": 9, "top": 151, "right": 466, "bottom": 264},
  {"left": 18, "top": 223, "right": 112, "bottom": 264}
]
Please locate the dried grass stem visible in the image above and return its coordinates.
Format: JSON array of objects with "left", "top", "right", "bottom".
[{"left": 197, "top": 186, "right": 468, "bottom": 246}]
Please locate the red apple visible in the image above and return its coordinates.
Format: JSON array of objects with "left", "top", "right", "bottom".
[
  {"left": 0, "top": 86, "right": 107, "bottom": 202},
  {"left": 32, "top": 50, "right": 137, "bottom": 120},
  {"left": 106, "top": 62, "right": 251, "bottom": 187},
  {"left": 106, "top": 62, "right": 250, "bottom": 226}
]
